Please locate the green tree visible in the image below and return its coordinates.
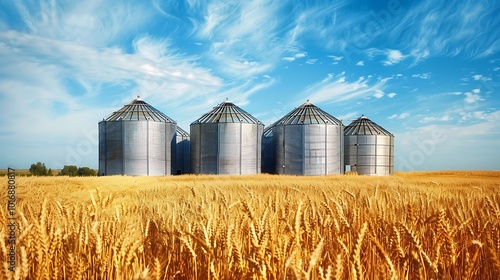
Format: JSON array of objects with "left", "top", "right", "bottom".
[
  {"left": 47, "top": 168, "right": 53, "bottom": 176},
  {"left": 29, "top": 162, "right": 48, "bottom": 176},
  {"left": 77, "top": 167, "right": 97, "bottom": 177},
  {"left": 60, "top": 165, "right": 78, "bottom": 176}
]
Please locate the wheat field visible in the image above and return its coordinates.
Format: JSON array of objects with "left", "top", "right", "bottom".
[{"left": 1, "top": 171, "right": 499, "bottom": 279}]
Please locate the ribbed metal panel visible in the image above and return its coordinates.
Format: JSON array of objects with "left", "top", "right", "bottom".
[
  {"left": 344, "top": 115, "right": 394, "bottom": 176},
  {"left": 98, "top": 121, "right": 124, "bottom": 175},
  {"left": 98, "top": 98, "right": 176, "bottom": 176},
  {"left": 174, "top": 126, "right": 190, "bottom": 175},
  {"left": 190, "top": 100, "right": 263, "bottom": 175},
  {"left": 98, "top": 122, "right": 106, "bottom": 175},
  {"left": 273, "top": 101, "right": 344, "bottom": 175},
  {"left": 123, "top": 121, "right": 147, "bottom": 175}
]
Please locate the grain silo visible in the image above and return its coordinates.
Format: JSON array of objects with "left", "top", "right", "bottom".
[
  {"left": 190, "top": 99, "right": 264, "bottom": 175},
  {"left": 273, "top": 100, "right": 344, "bottom": 175},
  {"left": 98, "top": 97, "right": 176, "bottom": 176},
  {"left": 344, "top": 115, "right": 394, "bottom": 176},
  {"left": 174, "top": 126, "right": 190, "bottom": 175}
]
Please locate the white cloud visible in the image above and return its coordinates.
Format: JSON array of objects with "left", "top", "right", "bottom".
[
  {"left": 328, "top": 55, "right": 344, "bottom": 61},
  {"left": 399, "top": 113, "right": 410, "bottom": 119},
  {"left": 460, "top": 110, "right": 500, "bottom": 122},
  {"left": 356, "top": 60, "right": 364, "bottom": 66},
  {"left": 420, "top": 115, "right": 451, "bottom": 123},
  {"left": 384, "top": 49, "right": 406, "bottom": 65},
  {"left": 388, "top": 113, "right": 410, "bottom": 120},
  {"left": 337, "top": 112, "right": 360, "bottom": 122},
  {"left": 387, "top": 92, "right": 397, "bottom": 98},
  {"left": 295, "top": 52, "right": 307, "bottom": 58},
  {"left": 388, "top": 0, "right": 499, "bottom": 61},
  {"left": 464, "top": 92, "right": 481, "bottom": 104},
  {"left": 373, "top": 90, "right": 384, "bottom": 98},
  {"left": 282, "top": 52, "right": 308, "bottom": 62},
  {"left": 197, "top": 0, "right": 292, "bottom": 78},
  {"left": 472, "top": 74, "right": 492, "bottom": 81},
  {"left": 365, "top": 48, "right": 407, "bottom": 66},
  {"left": 303, "top": 73, "right": 390, "bottom": 104},
  {"left": 8, "top": 0, "right": 155, "bottom": 47},
  {"left": 472, "top": 88, "right": 480, "bottom": 94},
  {"left": 306, "top": 59, "right": 317, "bottom": 64},
  {"left": 412, "top": 73, "right": 431, "bottom": 79}
]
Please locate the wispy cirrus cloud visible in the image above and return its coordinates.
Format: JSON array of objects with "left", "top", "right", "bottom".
[
  {"left": 0, "top": 29, "right": 224, "bottom": 145},
  {"left": 196, "top": 0, "right": 292, "bottom": 78},
  {"left": 390, "top": 0, "right": 499, "bottom": 61},
  {"left": 302, "top": 72, "right": 391, "bottom": 104},
  {"left": 420, "top": 115, "right": 452, "bottom": 123},
  {"left": 283, "top": 52, "right": 307, "bottom": 62},
  {"left": 365, "top": 48, "right": 408, "bottom": 66},
  {"left": 388, "top": 113, "right": 410, "bottom": 120},
  {"left": 306, "top": 59, "right": 318, "bottom": 64},
  {"left": 7, "top": 0, "right": 156, "bottom": 47},
  {"left": 412, "top": 73, "right": 432, "bottom": 79}
]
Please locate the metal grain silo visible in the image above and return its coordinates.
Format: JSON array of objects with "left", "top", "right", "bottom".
[
  {"left": 174, "top": 126, "right": 190, "bottom": 175},
  {"left": 344, "top": 115, "right": 394, "bottom": 176},
  {"left": 98, "top": 97, "right": 176, "bottom": 176},
  {"left": 274, "top": 100, "right": 344, "bottom": 175},
  {"left": 190, "top": 99, "right": 264, "bottom": 175}
]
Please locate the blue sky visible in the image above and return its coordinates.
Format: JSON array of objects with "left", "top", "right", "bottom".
[{"left": 0, "top": 0, "right": 499, "bottom": 171}]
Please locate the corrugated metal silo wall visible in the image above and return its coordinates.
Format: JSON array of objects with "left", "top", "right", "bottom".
[
  {"left": 344, "top": 135, "right": 394, "bottom": 175},
  {"left": 175, "top": 134, "right": 190, "bottom": 174},
  {"left": 154, "top": 122, "right": 175, "bottom": 176},
  {"left": 99, "top": 121, "right": 124, "bottom": 175},
  {"left": 98, "top": 122, "right": 106, "bottom": 175},
  {"left": 190, "top": 122, "right": 263, "bottom": 175},
  {"left": 121, "top": 121, "right": 175, "bottom": 176},
  {"left": 191, "top": 123, "right": 218, "bottom": 174},
  {"left": 123, "top": 122, "right": 147, "bottom": 175},
  {"left": 326, "top": 125, "right": 344, "bottom": 174},
  {"left": 261, "top": 135, "right": 276, "bottom": 174},
  {"left": 274, "top": 124, "right": 344, "bottom": 175},
  {"left": 218, "top": 123, "right": 240, "bottom": 174},
  {"left": 238, "top": 123, "right": 263, "bottom": 175},
  {"left": 167, "top": 124, "right": 177, "bottom": 175}
]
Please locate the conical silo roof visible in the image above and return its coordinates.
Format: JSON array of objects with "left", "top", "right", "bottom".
[
  {"left": 275, "top": 100, "right": 343, "bottom": 125},
  {"left": 263, "top": 126, "right": 274, "bottom": 137},
  {"left": 104, "top": 97, "right": 175, "bottom": 123},
  {"left": 176, "top": 126, "right": 190, "bottom": 137},
  {"left": 192, "top": 99, "right": 262, "bottom": 124},
  {"left": 344, "top": 115, "right": 393, "bottom": 136}
]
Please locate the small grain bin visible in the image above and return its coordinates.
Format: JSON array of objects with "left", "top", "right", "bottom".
[
  {"left": 344, "top": 115, "right": 394, "bottom": 176},
  {"left": 273, "top": 100, "right": 344, "bottom": 175},
  {"left": 190, "top": 99, "right": 264, "bottom": 175},
  {"left": 174, "top": 126, "right": 190, "bottom": 175},
  {"left": 98, "top": 97, "right": 176, "bottom": 176}
]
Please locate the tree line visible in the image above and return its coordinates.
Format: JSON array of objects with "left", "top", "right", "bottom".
[{"left": 29, "top": 162, "right": 97, "bottom": 176}]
